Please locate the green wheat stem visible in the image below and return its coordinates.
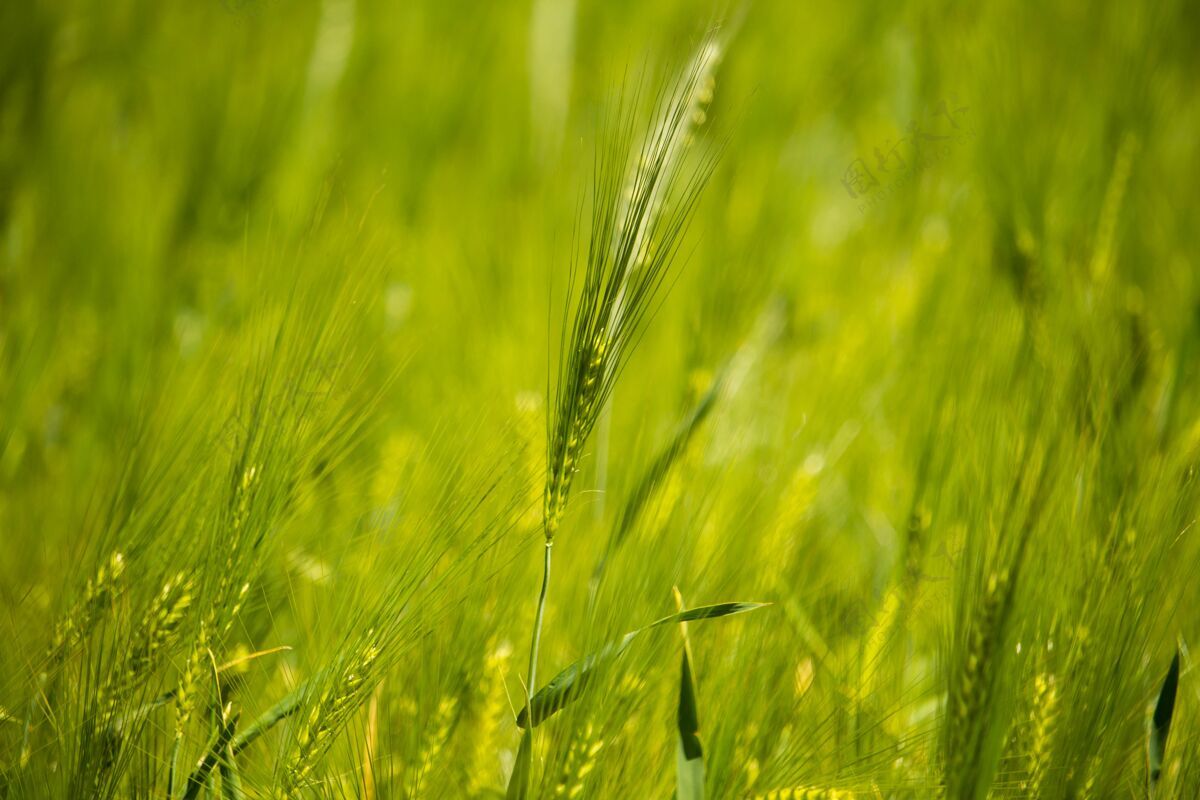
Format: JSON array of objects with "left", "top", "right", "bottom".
[
  {"left": 167, "top": 737, "right": 182, "bottom": 799},
  {"left": 524, "top": 540, "right": 553, "bottom": 735}
]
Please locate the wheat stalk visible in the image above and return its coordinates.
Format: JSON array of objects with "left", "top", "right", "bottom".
[{"left": 516, "top": 38, "right": 723, "bottom": 796}]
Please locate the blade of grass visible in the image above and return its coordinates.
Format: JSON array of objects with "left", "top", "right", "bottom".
[
  {"left": 230, "top": 679, "right": 310, "bottom": 755},
  {"left": 108, "top": 646, "right": 292, "bottom": 734},
  {"left": 517, "top": 601, "right": 767, "bottom": 728},
  {"left": 590, "top": 371, "right": 725, "bottom": 599},
  {"left": 673, "top": 587, "right": 704, "bottom": 800},
  {"left": 218, "top": 737, "right": 245, "bottom": 800},
  {"left": 181, "top": 705, "right": 239, "bottom": 800},
  {"left": 618, "top": 373, "right": 723, "bottom": 551},
  {"left": 1148, "top": 648, "right": 1180, "bottom": 791},
  {"left": 506, "top": 729, "right": 534, "bottom": 800}
]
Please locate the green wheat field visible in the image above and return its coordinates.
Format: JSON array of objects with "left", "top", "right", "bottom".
[{"left": 3, "top": 1, "right": 1200, "bottom": 798}]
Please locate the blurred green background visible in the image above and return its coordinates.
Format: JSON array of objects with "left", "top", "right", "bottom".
[{"left": 3, "top": 0, "right": 1200, "bottom": 797}]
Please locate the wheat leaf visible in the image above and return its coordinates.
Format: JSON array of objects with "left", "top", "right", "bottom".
[
  {"left": 181, "top": 706, "right": 240, "bottom": 800},
  {"left": 505, "top": 729, "right": 534, "bottom": 800},
  {"left": 517, "top": 601, "right": 766, "bottom": 728},
  {"left": 1148, "top": 648, "right": 1180, "bottom": 787},
  {"left": 230, "top": 679, "right": 311, "bottom": 754},
  {"left": 674, "top": 588, "right": 705, "bottom": 800}
]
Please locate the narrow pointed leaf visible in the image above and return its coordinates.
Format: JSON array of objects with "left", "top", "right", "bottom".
[
  {"left": 227, "top": 653, "right": 329, "bottom": 756},
  {"left": 1149, "top": 648, "right": 1180, "bottom": 785},
  {"left": 675, "top": 589, "right": 705, "bottom": 800},
  {"left": 231, "top": 677, "right": 312, "bottom": 754},
  {"left": 610, "top": 371, "right": 724, "bottom": 554},
  {"left": 676, "top": 642, "right": 702, "bottom": 762},
  {"left": 505, "top": 728, "right": 533, "bottom": 800},
  {"left": 649, "top": 602, "right": 767, "bottom": 628},
  {"left": 219, "top": 740, "right": 245, "bottom": 800},
  {"left": 517, "top": 601, "right": 767, "bottom": 728},
  {"left": 182, "top": 707, "right": 240, "bottom": 800}
]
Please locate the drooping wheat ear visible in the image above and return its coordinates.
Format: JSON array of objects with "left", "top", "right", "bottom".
[
  {"left": 1023, "top": 672, "right": 1058, "bottom": 795},
  {"left": 48, "top": 550, "right": 126, "bottom": 662},
  {"left": 542, "top": 34, "right": 723, "bottom": 541},
  {"left": 406, "top": 695, "right": 458, "bottom": 796},
  {"left": 468, "top": 640, "right": 511, "bottom": 794},
  {"left": 282, "top": 633, "right": 383, "bottom": 798},
  {"left": 944, "top": 567, "right": 1013, "bottom": 796},
  {"left": 553, "top": 722, "right": 603, "bottom": 798},
  {"left": 101, "top": 572, "right": 194, "bottom": 714}
]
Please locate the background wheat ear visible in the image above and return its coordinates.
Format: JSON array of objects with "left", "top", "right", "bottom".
[
  {"left": 1147, "top": 648, "right": 1180, "bottom": 793},
  {"left": 5, "top": 1, "right": 1200, "bottom": 799},
  {"left": 47, "top": 551, "right": 127, "bottom": 664}
]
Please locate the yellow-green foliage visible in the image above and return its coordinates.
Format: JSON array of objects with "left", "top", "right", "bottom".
[{"left": 2, "top": 1, "right": 1199, "bottom": 798}]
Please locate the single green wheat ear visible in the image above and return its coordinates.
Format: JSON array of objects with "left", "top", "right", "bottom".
[
  {"left": 542, "top": 34, "right": 723, "bottom": 542},
  {"left": 511, "top": 32, "right": 726, "bottom": 800},
  {"left": 280, "top": 632, "right": 384, "bottom": 797}
]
